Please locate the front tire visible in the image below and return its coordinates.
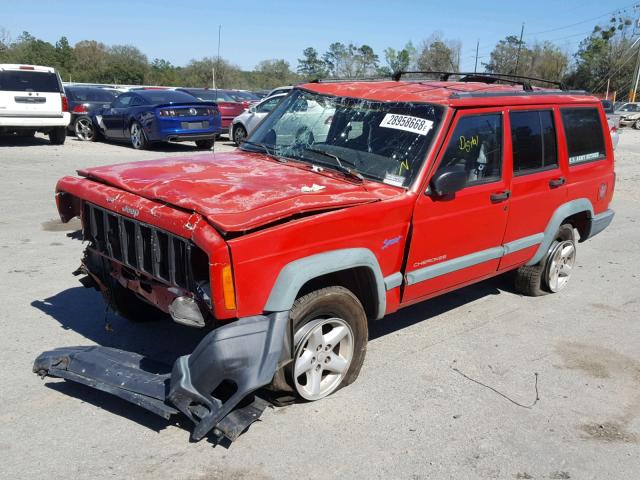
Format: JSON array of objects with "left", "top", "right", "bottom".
[
  {"left": 285, "top": 286, "right": 368, "bottom": 401},
  {"left": 195, "top": 139, "right": 214, "bottom": 150},
  {"left": 232, "top": 124, "right": 247, "bottom": 146},
  {"left": 49, "top": 126, "right": 66, "bottom": 145},
  {"left": 634, "top": 119, "right": 640, "bottom": 130},
  {"left": 130, "top": 121, "right": 148, "bottom": 150},
  {"left": 515, "top": 224, "right": 575, "bottom": 296}
]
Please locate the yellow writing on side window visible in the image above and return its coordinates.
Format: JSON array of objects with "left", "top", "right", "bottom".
[{"left": 459, "top": 135, "right": 479, "bottom": 152}]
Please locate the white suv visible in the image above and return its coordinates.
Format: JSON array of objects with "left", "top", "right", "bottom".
[{"left": 0, "top": 64, "right": 71, "bottom": 144}]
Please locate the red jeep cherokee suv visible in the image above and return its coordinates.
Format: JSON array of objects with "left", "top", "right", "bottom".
[{"left": 35, "top": 73, "right": 615, "bottom": 442}]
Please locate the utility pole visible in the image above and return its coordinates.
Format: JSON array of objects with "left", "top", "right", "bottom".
[
  {"left": 631, "top": 17, "right": 640, "bottom": 101},
  {"left": 514, "top": 23, "right": 525, "bottom": 76},
  {"left": 474, "top": 40, "right": 479, "bottom": 73},
  {"left": 215, "top": 24, "right": 221, "bottom": 91}
]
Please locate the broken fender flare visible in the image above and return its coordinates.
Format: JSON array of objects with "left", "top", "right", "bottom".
[
  {"left": 33, "top": 311, "right": 290, "bottom": 442},
  {"left": 263, "top": 248, "right": 387, "bottom": 320},
  {"left": 169, "top": 311, "right": 289, "bottom": 441}
]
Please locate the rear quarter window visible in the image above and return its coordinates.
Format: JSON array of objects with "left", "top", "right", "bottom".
[
  {"left": 560, "top": 108, "right": 606, "bottom": 165},
  {"left": 0, "top": 70, "right": 61, "bottom": 92}
]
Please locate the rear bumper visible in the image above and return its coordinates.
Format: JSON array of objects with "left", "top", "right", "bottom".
[
  {"left": 161, "top": 132, "right": 217, "bottom": 142},
  {"left": 0, "top": 112, "right": 70, "bottom": 128},
  {"left": 33, "top": 311, "right": 290, "bottom": 442},
  {"left": 586, "top": 209, "right": 615, "bottom": 240}
]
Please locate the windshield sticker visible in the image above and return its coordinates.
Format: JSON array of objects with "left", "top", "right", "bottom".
[
  {"left": 301, "top": 184, "right": 326, "bottom": 193},
  {"left": 383, "top": 173, "right": 406, "bottom": 187},
  {"left": 569, "top": 152, "right": 602, "bottom": 164},
  {"left": 380, "top": 114, "right": 433, "bottom": 136}
]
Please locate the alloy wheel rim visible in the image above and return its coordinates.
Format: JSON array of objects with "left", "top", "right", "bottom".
[
  {"left": 234, "top": 127, "right": 246, "bottom": 144},
  {"left": 76, "top": 118, "right": 94, "bottom": 141},
  {"left": 131, "top": 124, "right": 141, "bottom": 148},
  {"left": 293, "top": 317, "right": 354, "bottom": 401},
  {"left": 546, "top": 240, "right": 576, "bottom": 292}
]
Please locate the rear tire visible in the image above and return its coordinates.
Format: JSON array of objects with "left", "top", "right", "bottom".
[
  {"left": 515, "top": 224, "right": 575, "bottom": 296},
  {"left": 130, "top": 121, "right": 148, "bottom": 150},
  {"left": 195, "top": 139, "right": 214, "bottom": 150},
  {"left": 273, "top": 286, "right": 368, "bottom": 401},
  {"left": 232, "top": 124, "right": 247, "bottom": 146},
  {"left": 49, "top": 127, "right": 66, "bottom": 145},
  {"left": 75, "top": 116, "right": 97, "bottom": 141}
]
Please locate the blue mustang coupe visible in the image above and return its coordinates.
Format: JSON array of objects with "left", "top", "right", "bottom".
[{"left": 83, "top": 89, "right": 221, "bottom": 150}]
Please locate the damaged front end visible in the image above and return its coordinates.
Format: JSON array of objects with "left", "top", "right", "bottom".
[{"left": 33, "top": 312, "right": 289, "bottom": 442}]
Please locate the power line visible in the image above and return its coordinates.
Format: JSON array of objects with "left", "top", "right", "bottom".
[{"left": 526, "top": 2, "right": 639, "bottom": 35}]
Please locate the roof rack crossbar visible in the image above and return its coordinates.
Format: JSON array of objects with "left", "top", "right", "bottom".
[{"left": 392, "top": 71, "right": 567, "bottom": 91}]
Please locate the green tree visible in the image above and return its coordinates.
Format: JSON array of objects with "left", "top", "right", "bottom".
[
  {"left": 565, "top": 14, "right": 636, "bottom": 94},
  {"left": 416, "top": 34, "right": 461, "bottom": 72},
  {"left": 55, "top": 36, "right": 74, "bottom": 80},
  {"left": 381, "top": 42, "right": 416, "bottom": 76},
  {"left": 297, "top": 47, "right": 327, "bottom": 79},
  {"left": 253, "top": 59, "right": 298, "bottom": 89}
]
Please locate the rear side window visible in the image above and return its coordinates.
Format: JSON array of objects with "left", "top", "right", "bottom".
[
  {"left": 510, "top": 110, "right": 558, "bottom": 175},
  {"left": 561, "top": 108, "right": 606, "bottom": 165},
  {"left": 0, "top": 70, "right": 61, "bottom": 92}
]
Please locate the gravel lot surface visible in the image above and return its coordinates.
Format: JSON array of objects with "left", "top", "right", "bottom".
[{"left": 0, "top": 131, "right": 638, "bottom": 480}]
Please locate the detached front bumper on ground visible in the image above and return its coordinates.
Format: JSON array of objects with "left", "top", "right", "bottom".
[{"left": 33, "top": 312, "right": 289, "bottom": 442}]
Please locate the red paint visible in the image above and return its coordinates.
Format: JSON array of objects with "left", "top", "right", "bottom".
[{"left": 55, "top": 80, "right": 615, "bottom": 323}]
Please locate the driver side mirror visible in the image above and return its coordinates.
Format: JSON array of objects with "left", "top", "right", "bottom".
[
  {"left": 248, "top": 105, "right": 256, "bottom": 113},
  {"left": 428, "top": 166, "right": 467, "bottom": 198}
]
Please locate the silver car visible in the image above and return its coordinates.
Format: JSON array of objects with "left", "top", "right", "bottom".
[
  {"left": 615, "top": 101, "right": 640, "bottom": 128},
  {"left": 230, "top": 94, "right": 286, "bottom": 145}
]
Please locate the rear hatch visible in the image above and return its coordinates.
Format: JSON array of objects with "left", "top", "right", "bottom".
[{"left": 0, "top": 65, "right": 64, "bottom": 117}]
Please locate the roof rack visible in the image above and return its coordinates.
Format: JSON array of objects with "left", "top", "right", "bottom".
[{"left": 391, "top": 71, "right": 567, "bottom": 91}]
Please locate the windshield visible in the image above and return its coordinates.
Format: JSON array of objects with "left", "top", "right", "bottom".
[
  {"left": 187, "top": 89, "right": 235, "bottom": 102},
  {"left": 229, "top": 90, "right": 259, "bottom": 101},
  {"left": 242, "top": 89, "right": 443, "bottom": 187},
  {"left": 137, "top": 90, "right": 201, "bottom": 104}
]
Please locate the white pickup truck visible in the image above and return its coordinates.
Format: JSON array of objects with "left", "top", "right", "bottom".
[{"left": 0, "top": 64, "right": 71, "bottom": 144}]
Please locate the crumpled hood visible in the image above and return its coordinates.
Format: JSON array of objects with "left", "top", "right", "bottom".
[{"left": 78, "top": 151, "right": 401, "bottom": 232}]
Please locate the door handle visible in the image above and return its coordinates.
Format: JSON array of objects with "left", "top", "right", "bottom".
[
  {"left": 490, "top": 190, "right": 511, "bottom": 203},
  {"left": 549, "top": 177, "right": 566, "bottom": 188}
]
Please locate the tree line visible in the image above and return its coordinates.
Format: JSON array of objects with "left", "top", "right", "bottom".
[{"left": 0, "top": 13, "right": 635, "bottom": 96}]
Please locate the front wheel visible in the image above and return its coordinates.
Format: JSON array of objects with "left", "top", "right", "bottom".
[
  {"left": 130, "top": 121, "right": 148, "bottom": 150},
  {"left": 49, "top": 126, "right": 66, "bottom": 145},
  {"left": 232, "top": 124, "right": 247, "bottom": 146},
  {"left": 195, "top": 139, "right": 214, "bottom": 150},
  {"left": 634, "top": 119, "right": 640, "bottom": 130},
  {"left": 286, "top": 286, "right": 368, "bottom": 401}
]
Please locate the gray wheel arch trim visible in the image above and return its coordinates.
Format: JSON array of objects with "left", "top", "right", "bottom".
[
  {"left": 526, "top": 198, "right": 594, "bottom": 266},
  {"left": 263, "top": 248, "right": 387, "bottom": 320}
]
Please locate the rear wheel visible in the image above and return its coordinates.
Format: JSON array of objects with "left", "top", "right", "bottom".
[
  {"left": 515, "top": 224, "right": 575, "bottom": 296},
  {"left": 49, "top": 127, "right": 66, "bottom": 145},
  {"left": 75, "top": 116, "right": 97, "bottom": 141},
  {"left": 232, "top": 124, "right": 247, "bottom": 146},
  {"left": 130, "top": 121, "right": 148, "bottom": 150},
  {"left": 284, "top": 286, "right": 368, "bottom": 401},
  {"left": 195, "top": 139, "right": 214, "bottom": 150}
]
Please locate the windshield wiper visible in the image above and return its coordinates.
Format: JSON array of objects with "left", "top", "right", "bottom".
[
  {"left": 303, "top": 146, "right": 364, "bottom": 182},
  {"left": 241, "top": 140, "right": 287, "bottom": 163}
]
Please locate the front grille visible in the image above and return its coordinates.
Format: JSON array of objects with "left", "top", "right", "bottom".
[{"left": 83, "top": 202, "right": 202, "bottom": 290}]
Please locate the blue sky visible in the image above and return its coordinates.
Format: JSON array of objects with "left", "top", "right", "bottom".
[{"left": 1, "top": 0, "right": 637, "bottom": 71}]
